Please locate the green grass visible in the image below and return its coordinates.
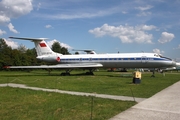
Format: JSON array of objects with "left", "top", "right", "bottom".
[
  {"left": 0, "top": 87, "right": 135, "bottom": 120},
  {"left": 0, "top": 70, "right": 180, "bottom": 98},
  {"left": 0, "top": 70, "right": 180, "bottom": 119}
]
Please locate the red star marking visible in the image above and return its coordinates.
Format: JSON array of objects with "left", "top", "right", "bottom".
[
  {"left": 39, "top": 43, "right": 47, "bottom": 47},
  {"left": 57, "top": 57, "right": 60, "bottom": 62}
]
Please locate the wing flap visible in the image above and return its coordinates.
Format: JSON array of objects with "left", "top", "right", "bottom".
[{"left": 4, "top": 63, "right": 103, "bottom": 69}]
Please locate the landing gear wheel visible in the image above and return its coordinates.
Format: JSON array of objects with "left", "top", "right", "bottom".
[
  {"left": 86, "top": 72, "right": 94, "bottom": 75},
  {"left": 151, "top": 70, "right": 155, "bottom": 77},
  {"left": 61, "top": 72, "right": 70, "bottom": 76}
]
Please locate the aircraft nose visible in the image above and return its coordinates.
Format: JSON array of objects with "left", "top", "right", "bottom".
[
  {"left": 172, "top": 61, "right": 177, "bottom": 67},
  {"left": 175, "top": 62, "right": 180, "bottom": 67}
]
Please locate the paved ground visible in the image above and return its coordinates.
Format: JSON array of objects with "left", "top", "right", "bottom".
[
  {"left": 0, "top": 83, "right": 145, "bottom": 102},
  {"left": 110, "top": 81, "right": 180, "bottom": 120}
]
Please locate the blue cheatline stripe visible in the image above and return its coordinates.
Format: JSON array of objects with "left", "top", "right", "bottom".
[{"left": 60, "top": 57, "right": 171, "bottom": 62}]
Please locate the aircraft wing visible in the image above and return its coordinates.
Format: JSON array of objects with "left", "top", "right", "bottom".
[{"left": 4, "top": 63, "right": 103, "bottom": 69}]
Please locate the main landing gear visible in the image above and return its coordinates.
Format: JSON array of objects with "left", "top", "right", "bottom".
[
  {"left": 60, "top": 69, "right": 96, "bottom": 76},
  {"left": 60, "top": 69, "right": 72, "bottom": 76},
  {"left": 151, "top": 70, "right": 155, "bottom": 77},
  {"left": 85, "top": 69, "right": 95, "bottom": 75}
]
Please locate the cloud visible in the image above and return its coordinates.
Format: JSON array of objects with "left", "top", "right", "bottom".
[
  {"left": 153, "top": 48, "right": 164, "bottom": 54},
  {"left": 47, "top": 39, "right": 72, "bottom": 49},
  {"left": 0, "top": 15, "right": 10, "bottom": 24},
  {"left": 4, "top": 38, "right": 18, "bottom": 49},
  {"left": 137, "top": 11, "right": 151, "bottom": 16},
  {"left": 8, "top": 23, "right": 19, "bottom": 33},
  {"left": 41, "top": 12, "right": 111, "bottom": 20},
  {"left": 0, "top": 29, "right": 6, "bottom": 36},
  {"left": 122, "top": 11, "right": 128, "bottom": 14},
  {"left": 135, "top": 5, "right": 153, "bottom": 16},
  {"left": 0, "top": 0, "right": 33, "bottom": 24},
  {"left": 37, "top": 6, "right": 120, "bottom": 20},
  {"left": 135, "top": 5, "right": 153, "bottom": 11},
  {"left": 178, "top": 45, "right": 180, "bottom": 48},
  {"left": 89, "top": 24, "right": 156, "bottom": 44},
  {"left": 177, "top": 45, "right": 180, "bottom": 49},
  {"left": 173, "top": 44, "right": 180, "bottom": 49},
  {"left": 158, "top": 32, "right": 175, "bottom": 43},
  {"left": 60, "top": 43, "right": 72, "bottom": 49},
  {"left": 37, "top": 2, "right": 41, "bottom": 11},
  {"left": 136, "top": 25, "right": 156, "bottom": 31},
  {"left": 45, "top": 25, "right": 52, "bottom": 28}
]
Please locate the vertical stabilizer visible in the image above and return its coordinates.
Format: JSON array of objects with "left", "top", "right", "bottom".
[
  {"left": 33, "top": 40, "right": 55, "bottom": 56},
  {"left": 9, "top": 37, "right": 56, "bottom": 56}
]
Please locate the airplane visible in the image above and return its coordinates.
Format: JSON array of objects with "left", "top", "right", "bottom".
[
  {"left": 162, "top": 62, "right": 180, "bottom": 72},
  {"left": 5, "top": 37, "right": 177, "bottom": 76}
]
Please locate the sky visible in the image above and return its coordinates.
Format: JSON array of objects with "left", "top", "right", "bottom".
[{"left": 0, "top": 0, "right": 180, "bottom": 61}]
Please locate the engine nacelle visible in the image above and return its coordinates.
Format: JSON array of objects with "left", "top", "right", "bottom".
[{"left": 37, "top": 55, "right": 60, "bottom": 62}]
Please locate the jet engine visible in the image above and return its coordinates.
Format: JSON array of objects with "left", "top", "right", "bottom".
[{"left": 36, "top": 55, "right": 60, "bottom": 62}]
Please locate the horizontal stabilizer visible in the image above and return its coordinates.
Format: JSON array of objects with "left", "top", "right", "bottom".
[{"left": 9, "top": 37, "right": 48, "bottom": 41}]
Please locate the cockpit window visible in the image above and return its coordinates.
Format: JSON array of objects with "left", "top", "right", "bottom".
[
  {"left": 154, "top": 54, "right": 172, "bottom": 60},
  {"left": 154, "top": 54, "right": 160, "bottom": 57},
  {"left": 159, "top": 55, "right": 172, "bottom": 61}
]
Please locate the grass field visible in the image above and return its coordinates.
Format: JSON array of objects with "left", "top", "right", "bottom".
[
  {"left": 0, "top": 70, "right": 180, "bottom": 119},
  {"left": 1, "top": 70, "right": 180, "bottom": 98},
  {"left": 0, "top": 87, "right": 136, "bottom": 120}
]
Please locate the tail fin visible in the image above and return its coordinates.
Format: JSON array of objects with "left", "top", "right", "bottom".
[{"left": 9, "top": 37, "right": 56, "bottom": 56}]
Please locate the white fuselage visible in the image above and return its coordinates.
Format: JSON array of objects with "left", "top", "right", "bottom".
[{"left": 50, "top": 53, "right": 176, "bottom": 68}]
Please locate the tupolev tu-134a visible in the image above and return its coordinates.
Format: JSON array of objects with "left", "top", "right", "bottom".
[{"left": 6, "top": 37, "right": 177, "bottom": 75}]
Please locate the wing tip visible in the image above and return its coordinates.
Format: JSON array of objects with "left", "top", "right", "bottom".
[{"left": 3, "top": 66, "right": 10, "bottom": 68}]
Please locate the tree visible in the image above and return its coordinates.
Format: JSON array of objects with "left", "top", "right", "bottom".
[
  {"left": 11, "top": 49, "right": 21, "bottom": 66},
  {"left": 0, "top": 38, "right": 13, "bottom": 69},
  {"left": 18, "top": 44, "right": 27, "bottom": 53},
  {"left": 26, "top": 48, "right": 38, "bottom": 65},
  {"left": 61, "top": 47, "right": 69, "bottom": 55},
  {"left": 0, "top": 38, "right": 71, "bottom": 70},
  {"left": 52, "top": 42, "right": 70, "bottom": 55},
  {"left": 0, "top": 38, "right": 9, "bottom": 50},
  {"left": 75, "top": 51, "right": 79, "bottom": 55},
  {"left": 52, "top": 42, "right": 62, "bottom": 53}
]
